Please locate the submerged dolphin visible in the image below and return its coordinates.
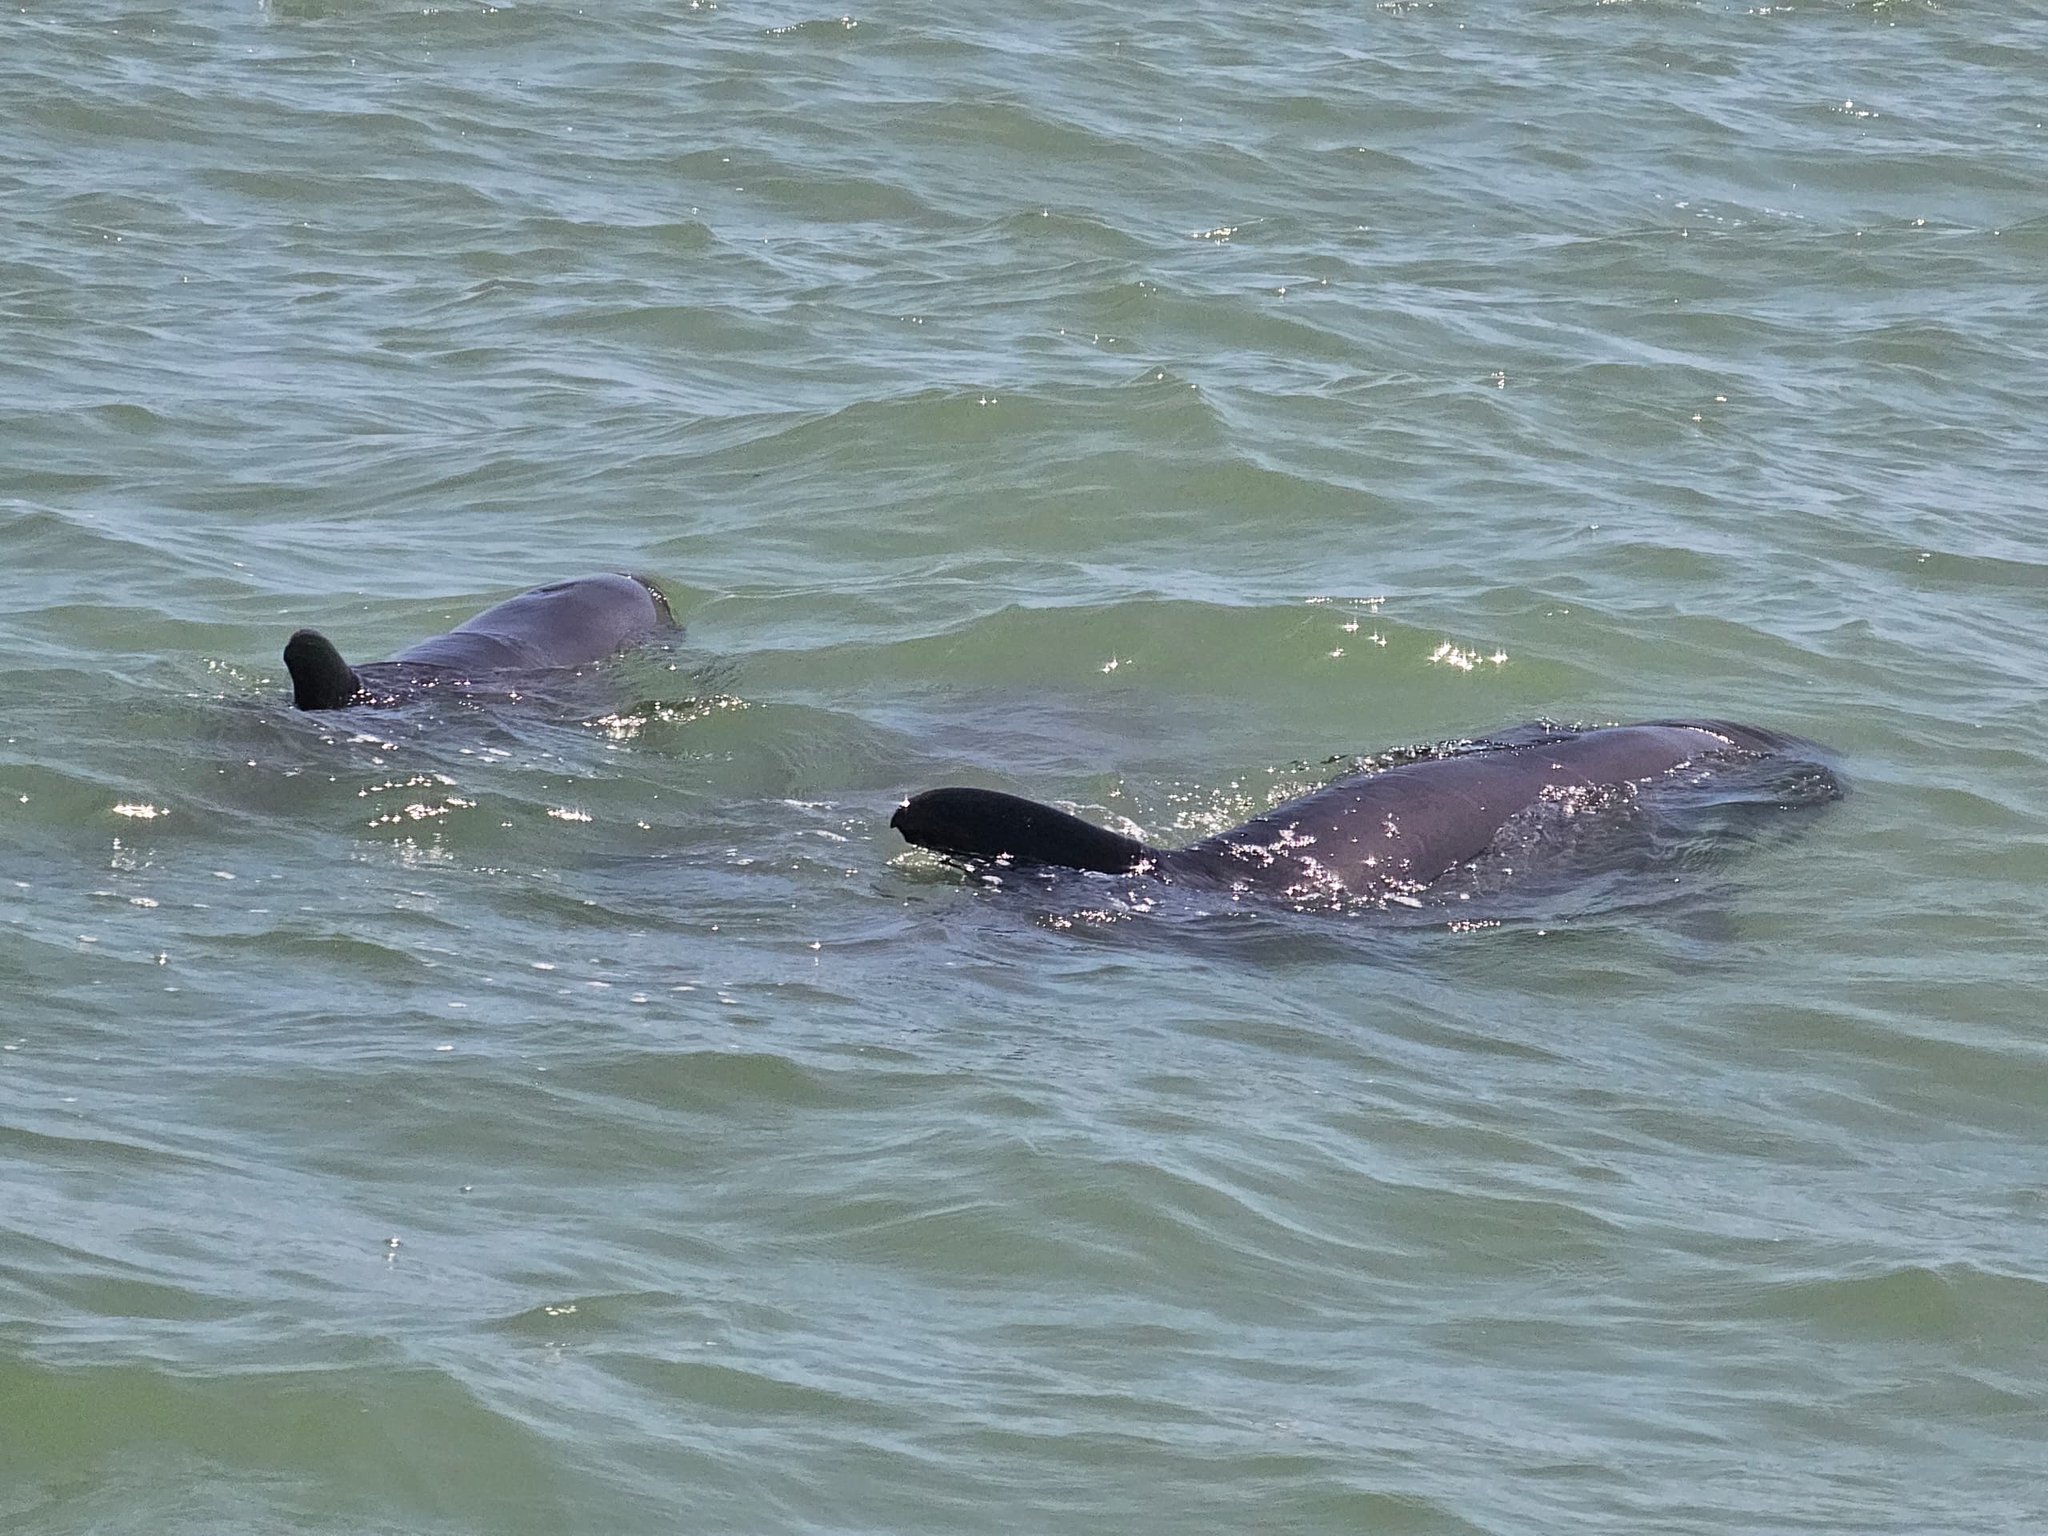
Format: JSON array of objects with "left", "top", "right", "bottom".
[
  {"left": 284, "top": 573, "right": 676, "bottom": 710},
  {"left": 891, "top": 720, "right": 1838, "bottom": 905}
]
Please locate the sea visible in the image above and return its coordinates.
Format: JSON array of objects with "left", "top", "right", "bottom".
[{"left": 4, "top": 2, "right": 2045, "bottom": 1532}]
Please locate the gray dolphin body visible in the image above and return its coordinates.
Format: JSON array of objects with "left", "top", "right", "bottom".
[
  {"left": 891, "top": 720, "right": 1838, "bottom": 904},
  {"left": 284, "top": 573, "right": 676, "bottom": 710}
]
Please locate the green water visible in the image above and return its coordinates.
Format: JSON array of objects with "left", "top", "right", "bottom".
[{"left": 4, "top": 2, "right": 2045, "bottom": 1532}]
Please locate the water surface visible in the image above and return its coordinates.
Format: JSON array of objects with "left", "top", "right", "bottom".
[{"left": 4, "top": 2, "right": 2045, "bottom": 1532}]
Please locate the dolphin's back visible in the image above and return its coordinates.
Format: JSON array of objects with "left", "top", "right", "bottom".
[
  {"left": 285, "top": 573, "right": 677, "bottom": 710},
  {"left": 894, "top": 720, "right": 1836, "bottom": 903},
  {"left": 392, "top": 574, "right": 673, "bottom": 673},
  {"left": 1177, "top": 723, "right": 1749, "bottom": 897}
]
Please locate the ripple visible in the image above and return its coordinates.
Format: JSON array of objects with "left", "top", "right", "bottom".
[{"left": 5, "top": 1, "right": 2047, "bottom": 1531}]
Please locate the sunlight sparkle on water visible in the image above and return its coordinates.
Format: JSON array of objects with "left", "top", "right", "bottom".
[{"left": 1429, "top": 641, "right": 1508, "bottom": 672}]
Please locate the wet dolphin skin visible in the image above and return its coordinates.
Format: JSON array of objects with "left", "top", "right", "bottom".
[
  {"left": 892, "top": 720, "right": 1838, "bottom": 904},
  {"left": 284, "top": 573, "right": 676, "bottom": 711}
]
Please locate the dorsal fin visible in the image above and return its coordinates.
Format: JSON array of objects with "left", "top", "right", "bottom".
[
  {"left": 891, "top": 787, "right": 1152, "bottom": 874},
  {"left": 284, "top": 629, "right": 363, "bottom": 710}
]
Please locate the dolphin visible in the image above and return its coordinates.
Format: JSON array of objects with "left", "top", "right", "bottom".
[
  {"left": 891, "top": 720, "right": 1838, "bottom": 905},
  {"left": 284, "top": 573, "right": 676, "bottom": 710}
]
